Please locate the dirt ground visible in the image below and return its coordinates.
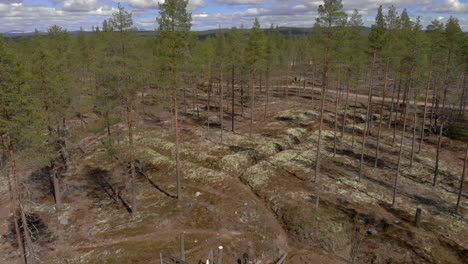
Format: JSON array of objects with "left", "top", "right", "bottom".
[{"left": 0, "top": 84, "right": 467, "bottom": 264}]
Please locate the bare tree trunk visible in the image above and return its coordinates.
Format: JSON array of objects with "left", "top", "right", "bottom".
[
  {"left": 195, "top": 85, "right": 200, "bottom": 119},
  {"left": 127, "top": 102, "right": 137, "bottom": 213},
  {"left": 430, "top": 76, "right": 439, "bottom": 130},
  {"left": 375, "top": 62, "right": 389, "bottom": 168},
  {"left": 392, "top": 103, "right": 408, "bottom": 207},
  {"left": 392, "top": 78, "right": 402, "bottom": 144},
  {"left": 434, "top": 119, "right": 444, "bottom": 186},
  {"left": 286, "top": 63, "right": 290, "bottom": 99},
  {"left": 459, "top": 69, "right": 467, "bottom": 117},
  {"left": 174, "top": 93, "right": 182, "bottom": 200},
  {"left": 434, "top": 50, "right": 451, "bottom": 186},
  {"left": 240, "top": 71, "right": 244, "bottom": 118},
  {"left": 249, "top": 70, "right": 255, "bottom": 138},
  {"left": 341, "top": 80, "right": 350, "bottom": 138},
  {"left": 192, "top": 79, "right": 196, "bottom": 112},
  {"left": 13, "top": 202, "right": 26, "bottom": 264},
  {"left": 351, "top": 85, "right": 358, "bottom": 148},
  {"left": 410, "top": 93, "right": 418, "bottom": 168},
  {"left": 315, "top": 49, "right": 329, "bottom": 183},
  {"left": 456, "top": 144, "right": 467, "bottom": 213},
  {"left": 333, "top": 80, "right": 340, "bottom": 157},
  {"left": 219, "top": 67, "right": 224, "bottom": 143},
  {"left": 7, "top": 131, "right": 32, "bottom": 263},
  {"left": 207, "top": 77, "right": 212, "bottom": 112},
  {"left": 359, "top": 51, "right": 377, "bottom": 181},
  {"left": 52, "top": 168, "right": 61, "bottom": 209},
  {"left": 418, "top": 66, "right": 432, "bottom": 153},
  {"left": 231, "top": 67, "right": 235, "bottom": 132},
  {"left": 264, "top": 66, "right": 270, "bottom": 120},
  {"left": 3, "top": 142, "right": 26, "bottom": 264},
  {"left": 388, "top": 74, "right": 397, "bottom": 128},
  {"left": 183, "top": 82, "right": 187, "bottom": 115}
]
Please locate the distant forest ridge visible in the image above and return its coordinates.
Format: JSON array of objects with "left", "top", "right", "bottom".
[{"left": 3, "top": 26, "right": 371, "bottom": 39}]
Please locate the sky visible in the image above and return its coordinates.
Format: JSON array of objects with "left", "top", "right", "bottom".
[{"left": 0, "top": 0, "right": 467, "bottom": 33}]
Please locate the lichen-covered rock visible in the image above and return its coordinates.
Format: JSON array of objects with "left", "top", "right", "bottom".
[
  {"left": 240, "top": 161, "right": 276, "bottom": 188},
  {"left": 255, "top": 142, "right": 283, "bottom": 159},
  {"left": 275, "top": 110, "right": 311, "bottom": 126},
  {"left": 184, "top": 165, "right": 227, "bottom": 183},
  {"left": 287, "top": 128, "right": 307, "bottom": 142},
  {"left": 221, "top": 149, "right": 259, "bottom": 176}
]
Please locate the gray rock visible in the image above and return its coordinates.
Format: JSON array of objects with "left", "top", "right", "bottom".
[
  {"left": 48, "top": 206, "right": 57, "bottom": 214},
  {"left": 367, "top": 228, "right": 378, "bottom": 235},
  {"left": 60, "top": 217, "right": 69, "bottom": 225}
]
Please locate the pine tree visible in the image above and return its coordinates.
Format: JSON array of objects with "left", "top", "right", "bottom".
[
  {"left": 30, "top": 27, "right": 72, "bottom": 209},
  {"left": 433, "top": 17, "right": 464, "bottom": 186},
  {"left": 264, "top": 24, "right": 278, "bottom": 120},
  {"left": 314, "top": 0, "right": 346, "bottom": 183},
  {"left": 0, "top": 35, "right": 42, "bottom": 264},
  {"left": 341, "top": 9, "right": 365, "bottom": 139},
  {"left": 157, "top": 0, "right": 192, "bottom": 200},
  {"left": 108, "top": 4, "right": 139, "bottom": 213},
  {"left": 227, "top": 27, "right": 243, "bottom": 132},
  {"left": 215, "top": 30, "right": 226, "bottom": 142},
  {"left": 245, "top": 18, "right": 265, "bottom": 138},
  {"left": 358, "top": 5, "right": 386, "bottom": 181}
]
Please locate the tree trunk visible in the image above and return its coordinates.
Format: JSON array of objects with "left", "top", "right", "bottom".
[
  {"left": 219, "top": 66, "right": 224, "bottom": 143},
  {"left": 351, "top": 85, "right": 358, "bottom": 148},
  {"left": 459, "top": 69, "right": 467, "bottom": 118},
  {"left": 240, "top": 71, "right": 244, "bottom": 117},
  {"left": 264, "top": 66, "right": 270, "bottom": 120},
  {"left": 7, "top": 131, "right": 32, "bottom": 263},
  {"left": 231, "top": 67, "right": 235, "bottom": 132},
  {"left": 410, "top": 94, "right": 418, "bottom": 168},
  {"left": 418, "top": 66, "right": 432, "bottom": 153},
  {"left": 3, "top": 139, "right": 26, "bottom": 264},
  {"left": 174, "top": 92, "right": 182, "bottom": 200},
  {"left": 392, "top": 78, "right": 403, "bottom": 144},
  {"left": 127, "top": 102, "right": 137, "bottom": 213},
  {"left": 249, "top": 70, "right": 255, "bottom": 138},
  {"left": 333, "top": 80, "right": 340, "bottom": 157},
  {"left": 359, "top": 50, "right": 377, "bottom": 181},
  {"left": 315, "top": 48, "right": 329, "bottom": 183},
  {"left": 341, "top": 80, "right": 350, "bottom": 138},
  {"left": 434, "top": 50, "right": 451, "bottom": 186},
  {"left": 52, "top": 168, "right": 61, "bottom": 209},
  {"left": 286, "top": 63, "right": 290, "bottom": 99},
  {"left": 456, "top": 144, "right": 467, "bottom": 213},
  {"left": 392, "top": 103, "right": 408, "bottom": 207},
  {"left": 106, "top": 111, "right": 111, "bottom": 137},
  {"left": 375, "top": 62, "right": 389, "bottom": 168},
  {"left": 207, "top": 78, "right": 212, "bottom": 112},
  {"left": 388, "top": 74, "right": 397, "bottom": 128}
]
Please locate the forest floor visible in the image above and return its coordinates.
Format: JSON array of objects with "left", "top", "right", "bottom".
[{"left": 0, "top": 84, "right": 467, "bottom": 264}]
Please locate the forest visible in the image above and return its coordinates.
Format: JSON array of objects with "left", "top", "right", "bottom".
[{"left": 0, "top": 0, "right": 467, "bottom": 263}]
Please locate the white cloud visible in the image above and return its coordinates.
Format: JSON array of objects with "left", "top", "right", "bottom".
[
  {"left": 126, "top": 0, "right": 206, "bottom": 10},
  {"left": 58, "top": 0, "right": 101, "bottom": 12},
  {"left": 216, "top": 0, "right": 264, "bottom": 5},
  {"left": 0, "top": 3, "right": 115, "bottom": 32},
  {"left": 126, "top": 0, "right": 162, "bottom": 9},
  {"left": 188, "top": 0, "right": 207, "bottom": 11},
  {"left": 0, "top": 0, "right": 21, "bottom": 3},
  {"left": 420, "top": 0, "right": 468, "bottom": 13},
  {"left": 292, "top": 4, "right": 307, "bottom": 12},
  {"left": 0, "top": 0, "right": 467, "bottom": 33}
]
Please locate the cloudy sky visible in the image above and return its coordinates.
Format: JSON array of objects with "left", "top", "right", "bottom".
[{"left": 0, "top": 0, "right": 467, "bottom": 33}]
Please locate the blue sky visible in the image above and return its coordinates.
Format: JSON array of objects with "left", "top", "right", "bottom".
[{"left": 0, "top": 0, "right": 467, "bottom": 32}]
